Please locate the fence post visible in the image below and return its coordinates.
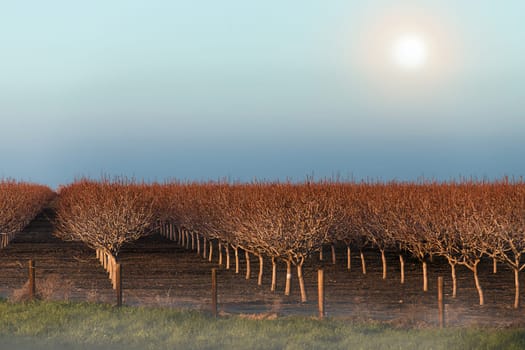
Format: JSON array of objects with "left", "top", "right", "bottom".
[
  {"left": 116, "top": 263, "right": 122, "bottom": 307},
  {"left": 211, "top": 268, "right": 217, "bottom": 318},
  {"left": 318, "top": 269, "right": 325, "bottom": 319},
  {"left": 438, "top": 276, "right": 444, "bottom": 328},
  {"left": 28, "top": 259, "right": 36, "bottom": 300}
]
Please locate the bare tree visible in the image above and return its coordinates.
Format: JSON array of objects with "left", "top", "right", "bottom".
[
  {"left": 0, "top": 180, "right": 54, "bottom": 248},
  {"left": 54, "top": 178, "right": 156, "bottom": 257},
  {"left": 482, "top": 180, "right": 525, "bottom": 308}
]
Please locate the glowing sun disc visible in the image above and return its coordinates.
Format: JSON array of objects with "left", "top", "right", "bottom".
[{"left": 392, "top": 34, "right": 428, "bottom": 69}]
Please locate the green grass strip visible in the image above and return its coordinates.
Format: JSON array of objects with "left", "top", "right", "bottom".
[{"left": 0, "top": 300, "right": 524, "bottom": 350}]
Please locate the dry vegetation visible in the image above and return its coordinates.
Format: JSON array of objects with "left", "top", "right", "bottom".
[
  {"left": 50, "top": 177, "right": 525, "bottom": 309},
  {"left": 0, "top": 179, "right": 55, "bottom": 248},
  {"left": 54, "top": 178, "right": 157, "bottom": 257}
]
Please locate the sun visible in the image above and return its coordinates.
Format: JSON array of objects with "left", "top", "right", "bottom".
[{"left": 391, "top": 34, "right": 428, "bottom": 70}]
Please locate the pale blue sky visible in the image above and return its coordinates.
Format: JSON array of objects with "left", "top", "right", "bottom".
[{"left": 1, "top": 1, "right": 524, "bottom": 187}]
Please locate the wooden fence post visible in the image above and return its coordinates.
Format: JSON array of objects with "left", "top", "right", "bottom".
[
  {"left": 438, "top": 276, "right": 444, "bottom": 328},
  {"left": 211, "top": 268, "right": 218, "bottom": 318},
  {"left": 116, "top": 263, "right": 122, "bottom": 307},
  {"left": 318, "top": 269, "right": 325, "bottom": 319},
  {"left": 28, "top": 259, "right": 36, "bottom": 300}
]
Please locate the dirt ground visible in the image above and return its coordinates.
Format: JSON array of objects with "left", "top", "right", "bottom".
[{"left": 1, "top": 209, "right": 525, "bottom": 327}]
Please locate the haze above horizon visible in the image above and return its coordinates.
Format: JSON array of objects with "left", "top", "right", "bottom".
[{"left": 1, "top": 1, "right": 524, "bottom": 188}]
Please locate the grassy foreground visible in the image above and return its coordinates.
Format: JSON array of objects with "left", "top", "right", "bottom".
[{"left": 0, "top": 300, "right": 524, "bottom": 350}]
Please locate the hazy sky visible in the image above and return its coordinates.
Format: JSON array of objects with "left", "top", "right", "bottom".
[{"left": 1, "top": 1, "right": 524, "bottom": 188}]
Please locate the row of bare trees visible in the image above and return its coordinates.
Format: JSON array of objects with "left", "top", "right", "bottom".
[
  {"left": 0, "top": 179, "right": 55, "bottom": 248},
  {"left": 52, "top": 178, "right": 525, "bottom": 307},
  {"left": 155, "top": 179, "right": 525, "bottom": 307},
  {"left": 154, "top": 182, "right": 335, "bottom": 302},
  {"left": 323, "top": 180, "right": 525, "bottom": 308}
]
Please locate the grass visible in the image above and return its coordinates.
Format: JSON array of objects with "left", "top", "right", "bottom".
[{"left": 0, "top": 300, "right": 524, "bottom": 350}]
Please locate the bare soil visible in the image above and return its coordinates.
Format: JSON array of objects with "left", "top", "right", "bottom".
[{"left": 1, "top": 209, "right": 525, "bottom": 327}]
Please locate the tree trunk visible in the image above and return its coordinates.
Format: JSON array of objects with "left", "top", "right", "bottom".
[
  {"left": 225, "top": 244, "right": 230, "bottom": 270},
  {"left": 258, "top": 254, "right": 263, "bottom": 286},
  {"left": 208, "top": 240, "right": 213, "bottom": 262},
  {"left": 319, "top": 246, "right": 323, "bottom": 261},
  {"left": 493, "top": 257, "right": 497, "bottom": 274},
  {"left": 297, "top": 260, "right": 307, "bottom": 302},
  {"left": 191, "top": 232, "right": 195, "bottom": 251},
  {"left": 514, "top": 267, "right": 520, "bottom": 309},
  {"left": 473, "top": 262, "right": 484, "bottom": 305},
  {"left": 285, "top": 260, "right": 292, "bottom": 296},
  {"left": 203, "top": 237, "right": 207, "bottom": 259},
  {"left": 218, "top": 242, "right": 223, "bottom": 266},
  {"left": 235, "top": 247, "right": 239, "bottom": 274},
  {"left": 422, "top": 260, "right": 428, "bottom": 292},
  {"left": 331, "top": 244, "right": 336, "bottom": 265},
  {"left": 381, "top": 249, "right": 387, "bottom": 280},
  {"left": 185, "top": 230, "right": 190, "bottom": 249},
  {"left": 449, "top": 260, "right": 457, "bottom": 298},
  {"left": 347, "top": 246, "right": 351, "bottom": 270},
  {"left": 360, "top": 250, "right": 367, "bottom": 275},
  {"left": 271, "top": 257, "right": 277, "bottom": 292},
  {"left": 399, "top": 254, "right": 405, "bottom": 284},
  {"left": 196, "top": 234, "right": 201, "bottom": 255},
  {"left": 245, "top": 250, "right": 251, "bottom": 280}
]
